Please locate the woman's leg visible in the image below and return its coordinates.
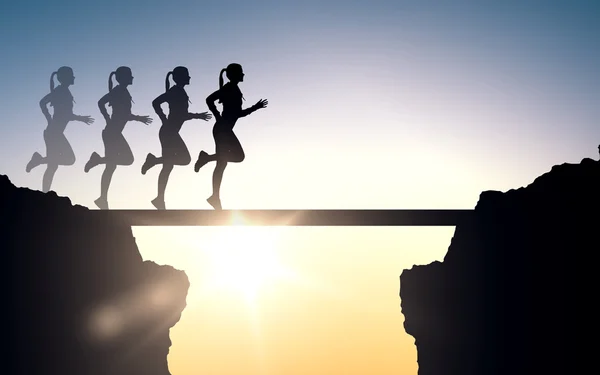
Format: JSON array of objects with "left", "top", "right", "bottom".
[
  {"left": 87, "top": 127, "right": 134, "bottom": 168},
  {"left": 95, "top": 130, "right": 114, "bottom": 208},
  {"left": 141, "top": 126, "right": 170, "bottom": 175},
  {"left": 207, "top": 130, "right": 244, "bottom": 210},
  {"left": 210, "top": 160, "right": 227, "bottom": 200},
  {"left": 224, "top": 131, "right": 244, "bottom": 163},
  {"left": 42, "top": 130, "right": 75, "bottom": 193},
  {"left": 115, "top": 133, "right": 134, "bottom": 166},
  {"left": 195, "top": 129, "right": 244, "bottom": 172},
  {"left": 154, "top": 163, "right": 173, "bottom": 209},
  {"left": 96, "top": 131, "right": 133, "bottom": 209},
  {"left": 56, "top": 134, "right": 76, "bottom": 166},
  {"left": 170, "top": 133, "right": 191, "bottom": 166},
  {"left": 152, "top": 128, "right": 184, "bottom": 209}
]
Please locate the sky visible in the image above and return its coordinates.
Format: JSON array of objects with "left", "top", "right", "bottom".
[{"left": 1, "top": 0, "right": 598, "bottom": 374}]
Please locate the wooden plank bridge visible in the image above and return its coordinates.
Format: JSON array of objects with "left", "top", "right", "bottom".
[{"left": 92, "top": 209, "right": 474, "bottom": 226}]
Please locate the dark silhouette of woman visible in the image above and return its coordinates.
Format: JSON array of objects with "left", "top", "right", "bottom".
[
  {"left": 141, "top": 66, "right": 212, "bottom": 210},
  {"left": 194, "top": 63, "right": 268, "bottom": 210},
  {"left": 84, "top": 66, "right": 152, "bottom": 209},
  {"left": 26, "top": 66, "right": 94, "bottom": 192}
]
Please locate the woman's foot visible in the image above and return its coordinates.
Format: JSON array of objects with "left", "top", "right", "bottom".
[
  {"left": 194, "top": 151, "right": 210, "bottom": 172},
  {"left": 151, "top": 196, "right": 166, "bottom": 210},
  {"left": 207, "top": 195, "right": 222, "bottom": 210},
  {"left": 141, "top": 153, "right": 157, "bottom": 175},
  {"left": 94, "top": 196, "right": 109, "bottom": 210},
  {"left": 26, "top": 152, "right": 42, "bottom": 172},
  {"left": 84, "top": 152, "right": 102, "bottom": 173}
]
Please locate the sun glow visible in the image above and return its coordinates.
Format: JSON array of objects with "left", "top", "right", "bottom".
[{"left": 202, "top": 213, "right": 291, "bottom": 302}]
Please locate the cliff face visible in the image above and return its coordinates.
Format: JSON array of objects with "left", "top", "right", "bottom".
[
  {"left": 400, "top": 158, "right": 599, "bottom": 374},
  {"left": 1, "top": 174, "right": 189, "bottom": 375}
]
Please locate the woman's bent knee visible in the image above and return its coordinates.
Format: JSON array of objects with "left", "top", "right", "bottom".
[
  {"left": 174, "top": 153, "right": 191, "bottom": 166},
  {"left": 120, "top": 154, "right": 134, "bottom": 166},
  {"left": 231, "top": 150, "right": 245, "bottom": 163},
  {"left": 61, "top": 154, "right": 76, "bottom": 166}
]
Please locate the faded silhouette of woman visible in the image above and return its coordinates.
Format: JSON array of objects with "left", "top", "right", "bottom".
[
  {"left": 141, "top": 66, "right": 212, "bottom": 210},
  {"left": 84, "top": 66, "right": 152, "bottom": 209},
  {"left": 26, "top": 67, "right": 94, "bottom": 192},
  {"left": 194, "top": 63, "right": 268, "bottom": 210}
]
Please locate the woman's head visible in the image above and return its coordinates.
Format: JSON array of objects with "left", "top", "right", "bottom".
[
  {"left": 50, "top": 66, "right": 74, "bottom": 91},
  {"left": 109, "top": 66, "right": 133, "bottom": 90},
  {"left": 219, "top": 63, "right": 244, "bottom": 89},
  {"left": 166, "top": 66, "right": 191, "bottom": 91}
]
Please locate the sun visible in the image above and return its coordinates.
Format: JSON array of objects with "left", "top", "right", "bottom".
[{"left": 202, "top": 213, "right": 289, "bottom": 302}]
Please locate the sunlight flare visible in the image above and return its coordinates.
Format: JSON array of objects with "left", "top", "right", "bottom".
[{"left": 202, "top": 213, "right": 291, "bottom": 302}]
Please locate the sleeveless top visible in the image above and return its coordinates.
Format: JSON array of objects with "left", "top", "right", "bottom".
[
  {"left": 165, "top": 85, "right": 190, "bottom": 122},
  {"left": 107, "top": 85, "right": 133, "bottom": 123},
  {"left": 47, "top": 86, "right": 74, "bottom": 132},
  {"left": 218, "top": 82, "right": 244, "bottom": 129},
  {"left": 49, "top": 86, "right": 74, "bottom": 121}
]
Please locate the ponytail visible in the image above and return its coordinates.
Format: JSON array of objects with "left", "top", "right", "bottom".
[
  {"left": 108, "top": 71, "right": 116, "bottom": 91},
  {"left": 50, "top": 71, "right": 57, "bottom": 92},
  {"left": 165, "top": 71, "right": 173, "bottom": 92},
  {"left": 218, "top": 68, "right": 227, "bottom": 103},
  {"left": 219, "top": 68, "right": 227, "bottom": 90}
]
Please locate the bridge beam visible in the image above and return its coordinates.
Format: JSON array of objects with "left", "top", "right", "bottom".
[{"left": 91, "top": 209, "right": 473, "bottom": 226}]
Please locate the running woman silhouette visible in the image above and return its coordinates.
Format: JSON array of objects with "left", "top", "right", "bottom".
[
  {"left": 26, "top": 66, "right": 94, "bottom": 192},
  {"left": 84, "top": 66, "right": 152, "bottom": 209},
  {"left": 194, "top": 63, "right": 267, "bottom": 210},
  {"left": 141, "top": 66, "right": 212, "bottom": 210}
]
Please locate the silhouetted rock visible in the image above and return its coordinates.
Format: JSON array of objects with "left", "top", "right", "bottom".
[
  {"left": 400, "top": 158, "right": 599, "bottom": 375},
  {"left": 2, "top": 174, "right": 189, "bottom": 375}
]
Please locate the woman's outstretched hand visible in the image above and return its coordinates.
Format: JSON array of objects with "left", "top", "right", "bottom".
[
  {"left": 79, "top": 115, "right": 95, "bottom": 125},
  {"left": 255, "top": 99, "right": 268, "bottom": 109},
  {"left": 137, "top": 115, "right": 153, "bottom": 125},
  {"left": 194, "top": 112, "right": 213, "bottom": 121}
]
